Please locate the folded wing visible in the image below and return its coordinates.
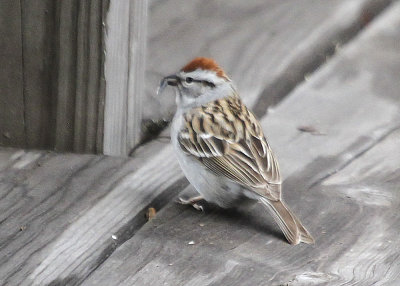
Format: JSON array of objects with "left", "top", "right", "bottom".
[{"left": 178, "top": 96, "right": 282, "bottom": 200}]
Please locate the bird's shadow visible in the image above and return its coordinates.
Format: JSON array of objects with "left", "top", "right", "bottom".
[{"left": 178, "top": 199, "right": 286, "bottom": 243}]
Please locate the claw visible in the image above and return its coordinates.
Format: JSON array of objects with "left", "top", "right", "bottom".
[
  {"left": 178, "top": 196, "right": 204, "bottom": 211},
  {"left": 178, "top": 197, "right": 191, "bottom": 205},
  {"left": 192, "top": 203, "right": 204, "bottom": 212}
]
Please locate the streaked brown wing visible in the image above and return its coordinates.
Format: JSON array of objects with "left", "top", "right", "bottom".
[{"left": 178, "top": 96, "right": 282, "bottom": 200}]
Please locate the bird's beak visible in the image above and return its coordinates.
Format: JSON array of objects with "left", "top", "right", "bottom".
[{"left": 157, "top": 75, "right": 180, "bottom": 95}]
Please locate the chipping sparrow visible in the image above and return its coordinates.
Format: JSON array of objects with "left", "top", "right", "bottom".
[{"left": 158, "top": 57, "right": 314, "bottom": 245}]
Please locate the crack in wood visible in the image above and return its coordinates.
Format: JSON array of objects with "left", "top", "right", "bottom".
[
  {"left": 80, "top": 177, "right": 189, "bottom": 284},
  {"left": 308, "top": 123, "right": 400, "bottom": 190}
]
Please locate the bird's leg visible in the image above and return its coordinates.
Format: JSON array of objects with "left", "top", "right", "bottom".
[{"left": 178, "top": 195, "right": 204, "bottom": 211}]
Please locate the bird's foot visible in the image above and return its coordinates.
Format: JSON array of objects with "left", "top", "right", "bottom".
[{"left": 178, "top": 196, "right": 204, "bottom": 211}]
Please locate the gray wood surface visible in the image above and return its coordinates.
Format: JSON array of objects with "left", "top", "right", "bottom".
[
  {"left": 53, "top": 0, "right": 107, "bottom": 153},
  {"left": 53, "top": 0, "right": 79, "bottom": 151},
  {"left": 0, "top": 0, "right": 108, "bottom": 153},
  {"left": 103, "top": 0, "right": 148, "bottom": 156},
  {"left": 0, "top": 146, "right": 187, "bottom": 286},
  {"left": 0, "top": 0, "right": 146, "bottom": 155},
  {"left": 1, "top": 1, "right": 400, "bottom": 285},
  {"left": 0, "top": 0, "right": 25, "bottom": 148},
  {"left": 20, "top": 0, "right": 54, "bottom": 149},
  {"left": 73, "top": 0, "right": 107, "bottom": 153}
]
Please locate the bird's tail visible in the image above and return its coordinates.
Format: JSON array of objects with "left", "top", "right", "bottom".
[{"left": 259, "top": 197, "right": 314, "bottom": 245}]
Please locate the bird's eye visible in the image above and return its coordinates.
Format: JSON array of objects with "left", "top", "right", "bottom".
[{"left": 185, "top": 77, "right": 193, "bottom": 84}]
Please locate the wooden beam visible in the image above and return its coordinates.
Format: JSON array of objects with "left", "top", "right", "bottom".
[
  {"left": 73, "top": 0, "right": 107, "bottom": 153},
  {"left": 19, "top": 0, "right": 108, "bottom": 153},
  {"left": 103, "top": 0, "right": 148, "bottom": 156},
  {"left": 20, "top": 0, "right": 55, "bottom": 149},
  {"left": 53, "top": 0, "right": 78, "bottom": 151},
  {"left": 127, "top": 0, "right": 147, "bottom": 156}
]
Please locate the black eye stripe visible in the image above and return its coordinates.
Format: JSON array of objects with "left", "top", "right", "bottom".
[
  {"left": 183, "top": 77, "right": 215, "bottom": 88},
  {"left": 202, "top": 80, "right": 215, "bottom": 88}
]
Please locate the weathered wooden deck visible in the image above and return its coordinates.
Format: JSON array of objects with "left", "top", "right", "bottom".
[{"left": 1, "top": 0, "right": 400, "bottom": 285}]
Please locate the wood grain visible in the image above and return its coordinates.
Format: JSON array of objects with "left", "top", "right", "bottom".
[
  {"left": 54, "top": 0, "right": 107, "bottom": 153},
  {"left": 20, "top": 0, "right": 55, "bottom": 149},
  {"left": 0, "top": 145, "right": 187, "bottom": 286},
  {"left": 53, "top": 0, "right": 79, "bottom": 151},
  {"left": 83, "top": 2, "right": 400, "bottom": 285},
  {"left": 127, "top": 0, "right": 148, "bottom": 155},
  {"left": 1, "top": 0, "right": 107, "bottom": 153},
  {"left": 0, "top": 0, "right": 25, "bottom": 148},
  {"left": 74, "top": 0, "right": 107, "bottom": 153},
  {"left": 103, "top": 0, "right": 148, "bottom": 156}
]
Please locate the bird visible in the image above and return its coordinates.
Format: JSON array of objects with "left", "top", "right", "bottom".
[{"left": 158, "top": 57, "right": 314, "bottom": 245}]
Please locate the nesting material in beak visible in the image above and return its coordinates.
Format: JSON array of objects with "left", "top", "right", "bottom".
[{"left": 157, "top": 75, "right": 180, "bottom": 95}]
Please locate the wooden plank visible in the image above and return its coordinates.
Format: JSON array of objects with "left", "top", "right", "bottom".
[
  {"left": 144, "top": 0, "right": 392, "bottom": 123},
  {"left": 252, "top": 0, "right": 394, "bottom": 118},
  {"left": 73, "top": 0, "right": 106, "bottom": 153},
  {"left": 53, "top": 0, "right": 106, "bottom": 153},
  {"left": 53, "top": 0, "right": 79, "bottom": 151},
  {"left": 73, "top": 0, "right": 90, "bottom": 152},
  {"left": 103, "top": 0, "right": 129, "bottom": 155},
  {"left": 20, "top": 0, "right": 107, "bottom": 153},
  {"left": 85, "top": 0, "right": 107, "bottom": 153},
  {"left": 0, "top": 145, "right": 187, "bottom": 285},
  {"left": 83, "top": 2, "right": 400, "bottom": 285},
  {"left": 95, "top": 0, "right": 109, "bottom": 154},
  {"left": 126, "top": 0, "right": 148, "bottom": 156},
  {"left": 20, "top": 0, "right": 55, "bottom": 149},
  {"left": 0, "top": 0, "right": 26, "bottom": 148},
  {"left": 103, "top": 0, "right": 148, "bottom": 156},
  {"left": 2, "top": 0, "right": 143, "bottom": 155}
]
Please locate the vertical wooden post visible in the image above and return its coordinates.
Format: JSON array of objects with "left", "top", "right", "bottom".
[
  {"left": 103, "top": 0, "right": 147, "bottom": 156},
  {"left": 0, "top": 0, "right": 147, "bottom": 156},
  {"left": 53, "top": 0, "right": 78, "bottom": 151},
  {"left": 73, "top": 0, "right": 107, "bottom": 153},
  {"left": 127, "top": 0, "right": 147, "bottom": 156},
  {"left": 19, "top": 0, "right": 108, "bottom": 153},
  {"left": 53, "top": 0, "right": 108, "bottom": 153},
  {"left": 21, "top": 0, "right": 55, "bottom": 149}
]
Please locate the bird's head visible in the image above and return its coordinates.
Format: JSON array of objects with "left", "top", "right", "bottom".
[{"left": 158, "top": 57, "right": 236, "bottom": 110}]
